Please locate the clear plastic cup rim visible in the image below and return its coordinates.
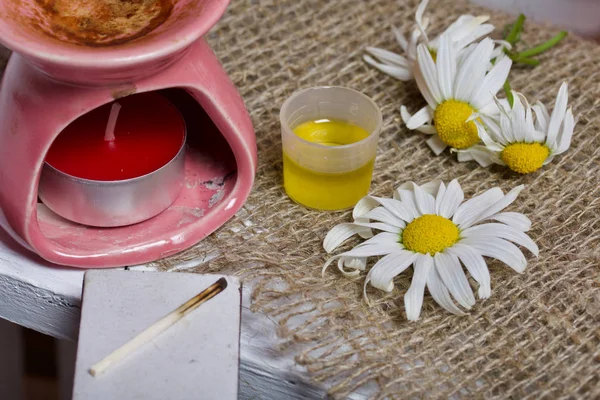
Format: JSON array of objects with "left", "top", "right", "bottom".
[{"left": 280, "top": 86, "right": 383, "bottom": 151}]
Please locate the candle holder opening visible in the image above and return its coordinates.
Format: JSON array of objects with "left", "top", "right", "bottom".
[{"left": 35, "top": 89, "right": 239, "bottom": 261}]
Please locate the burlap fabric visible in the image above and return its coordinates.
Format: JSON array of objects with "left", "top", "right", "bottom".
[
  {"left": 2, "top": 0, "right": 599, "bottom": 397},
  {"left": 161, "top": 1, "right": 600, "bottom": 397}
]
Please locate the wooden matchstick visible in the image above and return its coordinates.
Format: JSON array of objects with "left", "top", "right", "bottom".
[{"left": 89, "top": 277, "right": 228, "bottom": 377}]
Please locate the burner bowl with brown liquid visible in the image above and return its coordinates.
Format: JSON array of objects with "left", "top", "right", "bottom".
[{"left": 0, "top": 0, "right": 227, "bottom": 84}]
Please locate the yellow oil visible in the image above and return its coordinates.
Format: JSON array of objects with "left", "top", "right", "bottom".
[{"left": 283, "top": 119, "right": 375, "bottom": 210}]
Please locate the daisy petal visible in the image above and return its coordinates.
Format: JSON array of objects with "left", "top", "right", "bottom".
[
  {"left": 369, "top": 196, "right": 414, "bottom": 222},
  {"left": 354, "top": 222, "right": 402, "bottom": 234},
  {"left": 363, "top": 55, "right": 413, "bottom": 81},
  {"left": 462, "top": 223, "right": 538, "bottom": 256},
  {"left": 470, "top": 185, "right": 525, "bottom": 226},
  {"left": 475, "top": 120, "right": 504, "bottom": 151},
  {"left": 456, "top": 150, "right": 474, "bottom": 163},
  {"left": 405, "top": 254, "right": 433, "bottom": 321},
  {"left": 533, "top": 101, "right": 550, "bottom": 132},
  {"left": 413, "top": 61, "right": 439, "bottom": 109},
  {"left": 360, "top": 207, "right": 406, "bottom": 228},
  {"left": 426, "top": 265, "right": 466, "bottom": 315},
  {"left": 413, "top": 182, "right": 437, "bottom": 215},
  {"left": 426, "top": 136, "right": 447, "bottom": 155},
  {"left": 400, "top": 105, "right": 413, "bottom": 125},
  {"left": 453, "top": 37, "right": 494, "bottom": 101},
  {"left": 543, "top": 154, "right": 556, "bottom": 165},
  {"left": 524, "top": 99, "right": 536, "bottom": 142},
  {"left": 437, "top": 15, "right": 474, "bottom": 41},
  {"left": 367, "top": 250, "right": 419, "bottom": 292},
  {"left": 434, "top": 181, "right": 447, "bottom": 215},
  {"left": 453, "top": 187, "right": 504, "bottom": 228},
  {"left": 447, "top": 244, "right": 491, "bottom": 299},
  {"left": 417, "top": 43, "right": 443, "bottom": 104},
  {"left": 353, "top": 196, "right": 380, "bottom": 219},
  {"left": 486, "top": 212, "right": 532, "bottom": 231},
  {"left": 456, "top": 146, "right": 497, "bottom": 167},
  {"left": 322, "top": 232, "right": 403, "bottom": 276},
  {"left": 510, "top": 92, "right": 527, "bottom": 139},
  {"left": 438, "top": 179, "right": 464, "bottom": 218},
  {"left": 471, "top": 55, "right": 512, "bottom": 110},
  {"left": 556, "top": 108, "right": 574, "bottom": 154},
  {"left": 323, "top": 223, "right": 372, "bottom": 253},
  {"left": 435, "top": 252, "right": 476, "bottom": 309},
  {"left": 437, "top": 35, "right": 456, "bottom": 100},
  {"left": 420, "top": 180, "right": 444, "bottom": 196},
  {"left": 416, "top": 124, "right": 438, "bottom": 134},
  {"left": 478, "top": 99, "right": 505, "bottom": 116},
  {"left": 405, "top": 106, "right": 433, "bottom": 130},
  {"left": 339, "top": 256, "right": 367, "bottom": 271},
  {"left": 455, "top": 22, "right": 495, "bottom": 49},
  {"left": 358, "top": 231, "right": 402, "bottom": 247},
  {"left": 337, "top": 256, "right": 367, "bottom": 277},
  {"left": 415, "top": 0, "right": 431, "bottom": 45},
  {"left": 392, "top": 26, "right": 409, "bottom": 52},
  {"left": 394, "top": 189, "right": 420, "bottom": 221},
  {"left": 365, "top": 47, "right": 410, "bottom": 67},
  {"left": 462, "top": 236, "right": 527, "bottom": 273},
  {"left": 478, "top": 114, "right": 506, "bottom": 145},
  {"left": 545, "top": 82, "right": 569, "bottom": 148}
]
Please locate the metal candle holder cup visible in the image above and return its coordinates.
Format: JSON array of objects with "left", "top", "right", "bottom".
[{"left": 38, "top": 134, "right": 186, "bottom": 228}]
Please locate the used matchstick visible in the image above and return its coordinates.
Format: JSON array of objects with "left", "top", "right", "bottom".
[{"left": 89, "top": 277, "right": 228, "bottom": 377}]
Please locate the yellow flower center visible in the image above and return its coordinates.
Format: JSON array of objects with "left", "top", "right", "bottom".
[
  {"left": 401, "top": 214, "right": 460, "bottom": 255},
  {"left": 434, "top": 100, "right": 480, "bottom": 149},
  {"left": 501, "top": 142, "right": 550, "bottom": 174}
]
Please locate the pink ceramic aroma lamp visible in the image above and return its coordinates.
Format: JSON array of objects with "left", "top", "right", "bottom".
[{"left": 0, "top": 0, "right": 257, "bottom": 268}]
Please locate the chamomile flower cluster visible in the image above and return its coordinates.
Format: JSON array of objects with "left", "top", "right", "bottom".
[
  {"left": 364, "top": 0, "right": 575, "bottom": 173},
  {"left": 323, "top": 180, "right": 537, "bottom": 320},
  {"left": 364, "top": 0, "right": 495, "bottom": 81}
]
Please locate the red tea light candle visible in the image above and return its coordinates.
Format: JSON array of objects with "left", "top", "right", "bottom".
[{"left": 39, "top": 92, "right": 187, "bottom": 227}]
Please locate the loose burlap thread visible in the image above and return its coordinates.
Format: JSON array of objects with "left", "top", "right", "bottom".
[{"left": 3, "top": 0, "right": 599, "bottom": 397}]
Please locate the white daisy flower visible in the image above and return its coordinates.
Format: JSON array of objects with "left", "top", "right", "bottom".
[
  {"left": 363, "top": 0, "right": 495, "bottom": 81},
  {"left": 400, "top": 36, "right": 513, "bottom": 155},
  {"left": 457, "top": 82, "right": 575, "bottom": 174},
  {"left": 322, "top": 180, "right": 537, "bottom": 321}
]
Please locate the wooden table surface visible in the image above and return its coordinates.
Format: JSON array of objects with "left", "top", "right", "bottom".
[{"left": 0, "top": 228, "right": 353, "bottom": 399}]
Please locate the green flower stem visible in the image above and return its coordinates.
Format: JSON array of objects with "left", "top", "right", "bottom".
[
  {"left": 505, "top": 14, "right": 526, "bottom": 45},
  {"left": 512, "top": 56, "right": 540, "bottom": 66},
  {"left": 504, "top": 80, "right": 514, "bottom": 107},
  {"left": 517, "top": 31, "right": 568, "bottom": 58}
]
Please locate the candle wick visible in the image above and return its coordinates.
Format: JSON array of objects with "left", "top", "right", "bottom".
[{"left": 104, "top": 102, "right": 122, "bottom": 142}]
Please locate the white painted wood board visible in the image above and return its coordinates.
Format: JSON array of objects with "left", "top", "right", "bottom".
[
  {"left": 0, "top": 226, "right": 368, "bottom": 399},
  {"left": 0, "top": 232, "right": 328, "bottom": 400},
  {"left": 0, "top": 229, "right": 83, "bottom": 341},
  {"left": 72, "top": 271, "right": 241, "bottom": 400}
]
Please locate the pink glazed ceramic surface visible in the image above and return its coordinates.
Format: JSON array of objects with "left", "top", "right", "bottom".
[{"left": 0, "top": 0, "right": 257, "bottom": 268}]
